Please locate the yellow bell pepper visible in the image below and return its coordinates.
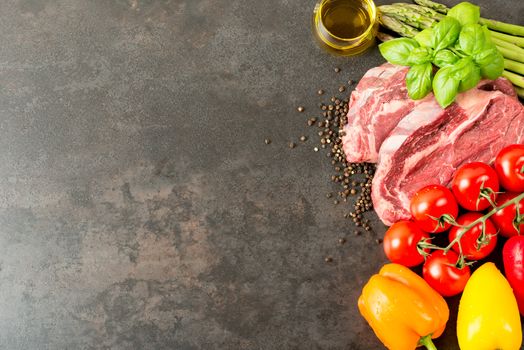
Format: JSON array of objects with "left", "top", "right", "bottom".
[
  {"left": 358, "top": 263, "right": 449, "bottom": 350},
  {"left": 457, "top": 262, "right": 522, "bottom": 350}
]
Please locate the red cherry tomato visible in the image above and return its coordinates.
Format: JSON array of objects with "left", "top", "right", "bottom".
[
  {"left": 491, "top": 192, "right": 524, "bottom": 237},
  {"left": 448, "top": 212, "right": 497, "bottom": 260},
  {"left": 503, "top": 236, "right": 524, "bottom": 315},
  {"left": 383, "top": 221, "right": 430, "bottom": 267},
  {"left": 451, "top": 162, "right": 499, "bottom": 211},
  {"left": 423, "top": 250, "right": 471, "bottom": 297},
  {"left": 410, "top": 185, "right": 459, "bottom": 233},
  {"left": 494, "top": 144, "right": 524, "bottom": 192}
]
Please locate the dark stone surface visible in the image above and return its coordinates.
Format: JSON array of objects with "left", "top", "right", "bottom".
[{"left": 0, "top": 0, "right": 522, "bottom": 349}]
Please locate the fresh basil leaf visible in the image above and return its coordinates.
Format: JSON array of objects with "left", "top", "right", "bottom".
[
  {"left": 452, "top": 58, "right": 481, "bottom": 92},
  {"left": 432, "top": 17, "right": 462, "bottom": 51},
  {"left": 452, "top": 57, "right": 474, "bottom": 80},
  {"left": 452, "top": 44, "right": 468, "bottom": 58},
  {"left": 408, "top": 47, "right": 434, "bottom": 65},
  {"left": 447, "top": 2, "right": 480, "bottom": 26},
  {"left": 458, "top": 24, "right": 487, "bottom": 55},
  {"left": 459, "top": 65, "right": 481, "bottom": 92},
  {"left": 379, "top": 38, "right": 420, "bottom": 66},
  {"left": 433, "top": 66, "right": 460, "bottom": 108},
  {"left": 479, "top": 49, "right": 504, "bottom": 79},
  {"left": 473, "top": 42, "right": 504, "bottom": 79},
  {"left": 415, "top": 28, "right": 434, "bottom": 48},
  {"left": 481, "top": 25, "right": 492, "bottom": 40},
  {"left": 434, "top": 49, "right": 459, "bottom": 67},
  {"left": 473, "top": 43, "right": 498, "bottom": 66},
  {"left": 406, "top": 63, "right": 434, "bottom": 100}
]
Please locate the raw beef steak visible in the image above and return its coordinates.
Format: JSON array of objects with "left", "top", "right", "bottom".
[
  {"left": 342, "top": 63, "right": 429, "bottom": 163},
  {"left": 372, "top": 78, "right": 523, "bottom": 225}
]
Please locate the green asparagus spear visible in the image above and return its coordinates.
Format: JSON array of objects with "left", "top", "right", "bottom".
[
  {"left": 479, "top": 18, "right": 524, "bottom": 37},
  {"left": 504, "top": 59, "right": 524, "bottom": 76},
  {"left": 379, "top": 14, "right": 420, "bottom": 38},
  {"left": 490, "top": 31, "right": 524, "bottom": 48},
  {"left": 496, "top": 46, "right": 524, "bottom": 64},
  {"left": 502, "top": 70, "right": 524, "bottom": 89},
  {"left": 380, "top": 4, "right": 436, "bottom": 29},
  {"left": 395, "top": 3, "right": 445, "bottom": 20},
  {"left": 414, "top": 0, "right": 524, "bottom": 36},
  {"left": 377, "top": 32, "right": 397, "bottom": 42},
  {"left": 491, "top": 38, "right": 524, "bottom": 62},
  {"left": 412, "top": 0, "right": 449, "bottom": 14},
  {"left": 516, "top": 86, "right": 524, "bottom": 99},
  {"left": 379, "top": 3, "right": 524, "bottom": 47}
]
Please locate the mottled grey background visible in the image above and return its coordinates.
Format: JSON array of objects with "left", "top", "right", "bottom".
[{"left": 0, "top": 0, "right": 522, "bottom": 349}]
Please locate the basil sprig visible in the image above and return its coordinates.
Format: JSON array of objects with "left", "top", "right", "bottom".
[
  {"left": 379, "top": 38, "right": 419, "bottom": 65},
  {"left": 378, "top": 2, "right": 504, "bottom": 108}
]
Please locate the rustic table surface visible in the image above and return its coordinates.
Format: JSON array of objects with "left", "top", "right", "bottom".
[{"left": 0, "top": 0, "right": 522, "bottom": 349}]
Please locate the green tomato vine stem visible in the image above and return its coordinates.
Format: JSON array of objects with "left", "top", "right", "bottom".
[{"left": 419, "top": 191, "right": 524, "bottom": 257}]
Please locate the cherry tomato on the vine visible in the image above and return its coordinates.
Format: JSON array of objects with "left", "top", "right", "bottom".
[
  {"left": 494, "top": 144, "right": 524, "bottom": 192},
  {"left": 448, "top": 212, "right": 497, "bottom": 260},
  {"left": 410, "top": 185, "right": 459, "bottom": 233},
  {"left": 491, "top": 192, "right": 524, "bottom": 237},
  {"left": 422, "top": 250, "right": 471, "bottom": 297},
  {"left": 451, "top": 162, "right": 499, "bottom": 211},
  {"left": 383, "top": 221, "right": 430, "bottom": 267}
]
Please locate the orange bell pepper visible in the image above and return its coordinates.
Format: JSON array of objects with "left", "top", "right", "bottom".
[{"left": 358, "top": 264, "right": 449, "bottom": 350}]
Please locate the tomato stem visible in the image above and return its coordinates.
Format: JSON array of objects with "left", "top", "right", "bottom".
[
  {"left": 514, "top": 202, "right": 523, "bottom": 233},
  {"left": 419, "top": 335, "right": 438, "bottom": 350},
  {"left": 478, "top": 186, "right": 497, "bottom": 209},
  {"left": 417, "top": 191, "right": 524, "bottom": 258},
  {"left": 444, "top": 191, "right": 524, "bottom": 252}
]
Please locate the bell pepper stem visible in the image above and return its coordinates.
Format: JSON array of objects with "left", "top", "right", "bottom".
[{"left": 419, "top": 335, "right": 438, "bottom": 350}]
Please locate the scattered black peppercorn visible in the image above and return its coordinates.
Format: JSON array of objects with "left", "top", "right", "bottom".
[
  {"left": 338, "top": 238, "right": 346, "bottom": 245},
  {"left": 297, "top": 106, "right": 304, "bottom": 112},
  {"left": 334, "top": 67, "right": 341, "bottom": 73},
  {"left": 325, "top": 256, "right": 333, "bottom": 263},
  {"left": 289, "top": 142, "right": 296, "bottom": 149},
  {"left": 295, "top": 77, "right": 379, "bottom": 246},
  {"left": 264, "top": 139, "right": 271, "bottom": 145}
]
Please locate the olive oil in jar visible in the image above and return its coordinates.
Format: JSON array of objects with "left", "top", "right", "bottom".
[{"left": 313, "top": 0, "right": 378, "bottom": 56}]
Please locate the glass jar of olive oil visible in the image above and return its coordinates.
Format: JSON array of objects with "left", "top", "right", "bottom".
[{"left": 313, "top": 0, "right": 378, "bottom": 56}]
